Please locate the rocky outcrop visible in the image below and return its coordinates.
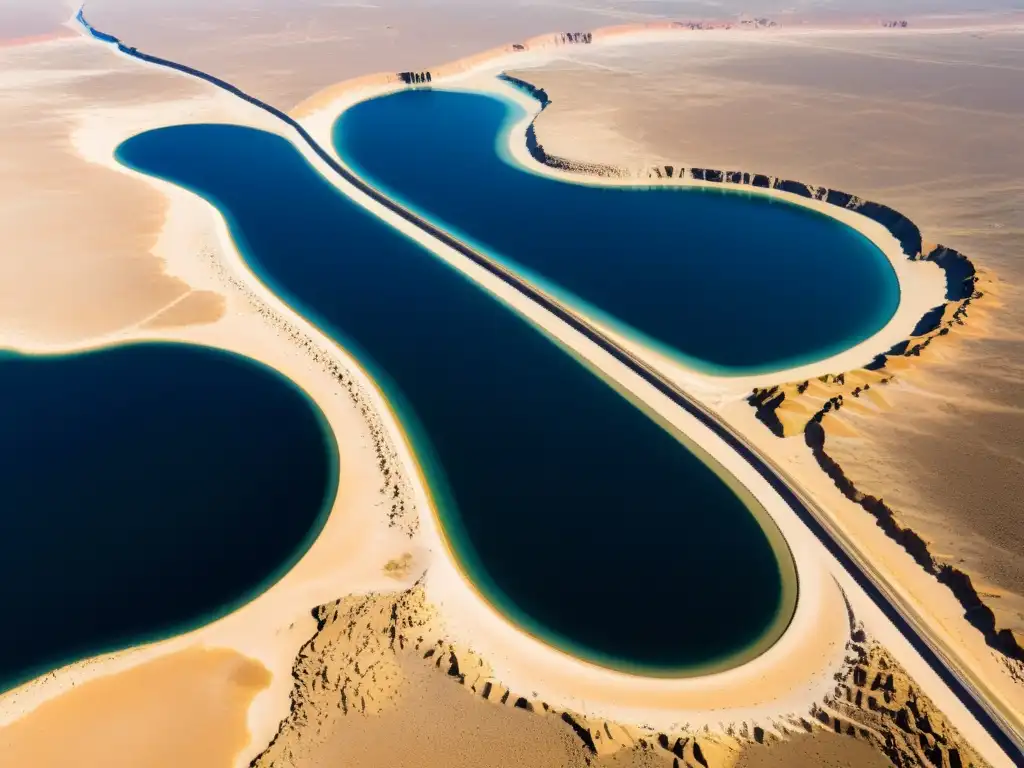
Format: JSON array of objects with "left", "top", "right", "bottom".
[
  {"left": 740, "top": 18, "right": 778, "bottom": 29},
  {"left": 744, "top": 290, "right": 1020, "bottom": 662},
  {"left": 827, "top": 633, "right": 986, "bottom": 767},
  {"left": 803, "top": 417, "right": 1023, "bottom": 662},
  {"left": 558, "top": 32, "right": 593, "bottom": 45},
  {"left": 250, "top": 586, "right": 986, "bottom": 768},
  {"left": 397, "top": 71, "right": 432, "bottom": 85}
]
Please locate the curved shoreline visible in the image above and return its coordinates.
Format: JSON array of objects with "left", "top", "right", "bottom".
[
  {"left": 484, "top": 73, "right": 1015, "bottom": 660},
  {"left": 116, "top": 120, "right": 799, "bottom": 680},
  {"left": 51, "top": 7, "right": 1020, "bottom": 765},
  {"left": 2, "top": 16, "right": 424, "bottom": 767},
  {"left": 290, "top": 32, "right": 1020, "bottom": 766},
  {"left": 67, "top": 3, "right": 853, "bottom": 737},
  {"left": 337, "top": 87, "right": 907, "bottom": 380},
  {"left": 485, "top": 77, "right": 946, "bottom": 396},
  {"left": 0, "top": 340, "right": 340, "bottom": 695},
  {"left": 501, "top": 70, "right": 979, "bottom": 376}
]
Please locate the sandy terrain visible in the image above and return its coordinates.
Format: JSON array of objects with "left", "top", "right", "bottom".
[
  {"left": 248, "top": 586, "right": 988, "bottom": 768},
  {"left": 0, "top": 37, "right": 221, "bottom": 345},
  {"left": 77, "top": 0, "right": 676, "bottom": 111},
  {"left": 68, "top": 0, "right": 1023, "bottom": 111},
  {"left": 2, "top": 4, "right": 1021, "bottom": 768},
  {"left": 734, "top": 730, "right": 890, "bottom": 768},
  {"left": 0, "top": 648, "right": 270, "bottom": 768}
]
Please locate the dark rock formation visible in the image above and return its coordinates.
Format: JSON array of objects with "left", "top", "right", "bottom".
[
  {"left": 828, "top": 639, "right": 985, "bottom": 767},
  {"left": 397, "top": 70, "right": 432, "bottom": 85},
  {"left": 507, "top": 76, "right": 628, "bottom": 178},
  {"left": 497, "top": 72, "right": 550, "bottom": 106},
  {"left": 805, "top": 418, "right": 1022, "bottom": 661},
  {"left": 557, "top": 32, "right": 593, "bottom": 44}
]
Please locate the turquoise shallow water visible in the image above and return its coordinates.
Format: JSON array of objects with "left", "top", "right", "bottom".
[
  {"left": 334, "top": 87, "right": 902, "bottom": 376},
  {"left": 117, "top": 123, "right": 797, "bottom": 677},
  {"left": 0, "top": 343, "right": 337, "bottom": 692}
]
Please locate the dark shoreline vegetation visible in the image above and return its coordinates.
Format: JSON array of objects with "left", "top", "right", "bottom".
[
  {"left": 0, "top": 343, "right": 338, "bottom": 693},
  {"left": 334, "top": 88, "right": 902, "bottom": 376},
  {"left": 116, "top": 122, "right": 797, "bottom": 677}
]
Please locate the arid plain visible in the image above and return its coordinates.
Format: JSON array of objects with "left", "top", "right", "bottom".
[{"left": 1, "top": 2, "right": 1022, "bottom": 768}]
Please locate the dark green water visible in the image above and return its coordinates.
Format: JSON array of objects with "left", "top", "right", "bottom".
[
  {"left": 116, "top": 123, "right": 796, "bottom": 677},
  {"left": 0, "top": 343, "right": 337, "bottom": 692},
  {"left": 334, "top": 87, "right": 901, "bottom": 375}
]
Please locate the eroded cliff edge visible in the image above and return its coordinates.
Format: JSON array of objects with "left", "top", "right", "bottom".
[
  {"left": 250, "top": 586, "right": 988, "bottom": 768},
  {"left": 498, "top": 72, "right": 1020, "bottom": 666}
]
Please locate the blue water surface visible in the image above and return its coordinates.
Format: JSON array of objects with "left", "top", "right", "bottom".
[
  {"left": 334, "top": 88, "right": 901, "bottom": 375},
  {"left": 0, "top": 343, "right": 337, "bottom": 691},
  {"left": 116, "top": 123, "right": 796, "bottom": 677}
]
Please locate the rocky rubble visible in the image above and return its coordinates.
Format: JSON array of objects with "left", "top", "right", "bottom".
[{"left": 251, "top": 586, "right": 988, "bottom": 767}]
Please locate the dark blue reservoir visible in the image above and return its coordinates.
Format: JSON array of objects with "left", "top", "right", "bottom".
[
  {"left": 116, "top": 123, "right": 796, "bottom": 677},
  {"left": 334, "top": 87, "right": 901, "bottom": 375},
  {"left": 0, "top": 342, "right": 337, "bottom": 692}
]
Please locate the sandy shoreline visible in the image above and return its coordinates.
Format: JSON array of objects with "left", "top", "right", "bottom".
[
  {"left": 0, "top": 12, "right": 1017, "bottom": 768},
  {"left": 11, "top": 9, "right": 851, "bottom": 740},
  {"left": 313, "top": 72, "right": 946, "bottom": 403},
  {"left": 490, "top": 26, "right": 1024, "bottom": 749},
  {"left": 272, "top": 117, "right": 854, "bottom": 733},
  {"left": 0, "top": 34, "right": 425, "bottom": 768},
  {"left": 290, "top": 21, "right": 1015, "bottom": 766}
]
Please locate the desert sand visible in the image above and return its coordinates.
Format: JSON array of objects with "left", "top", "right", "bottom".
[
  {"left": 2, "top": 3, "right": 1021, "bottom": 768},
  {"left": 0, "top": 648, "right": 270, "bottom": 768}
]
